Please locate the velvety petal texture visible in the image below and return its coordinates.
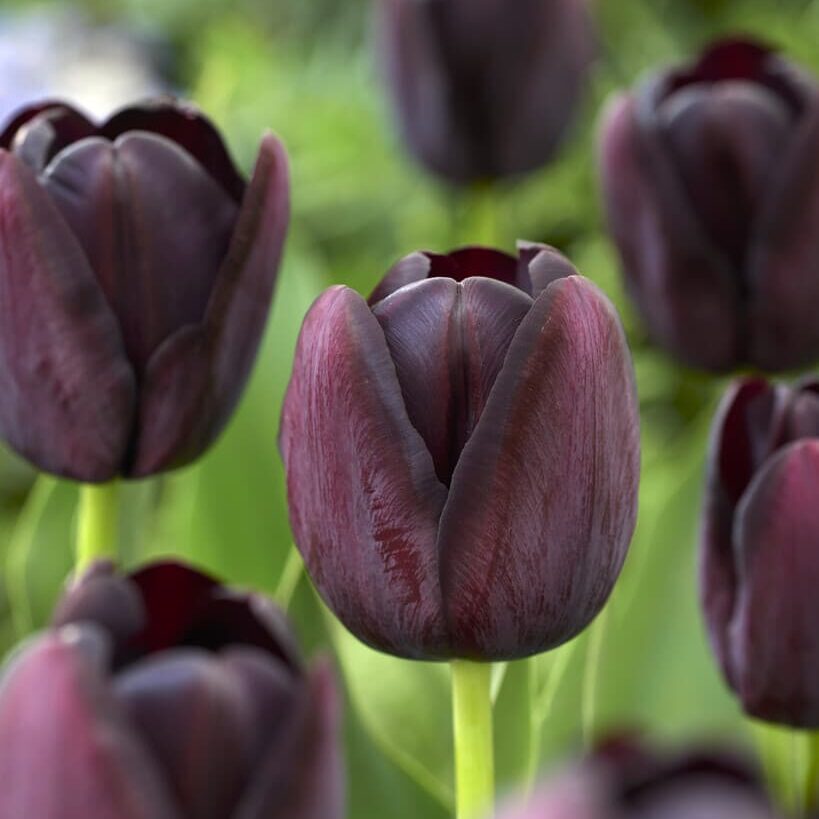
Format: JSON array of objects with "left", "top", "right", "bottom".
[
  {"left": 599, "top": 37, "right": 819, "bottom": 371},
  {"left": 281, "top": 245, "right": 640, "bottom": 660},
  {"left": 701, "top": 376, "right": 819, "bottom": 727},
  {"left": 0, "top": 561, "right": 344, "bottom": 819},
  {"left": 377, "top": 0, "right": 595, "bottom": 183},
  {"left": 0, "top": 98, "right": 289, "bottom": 480}
]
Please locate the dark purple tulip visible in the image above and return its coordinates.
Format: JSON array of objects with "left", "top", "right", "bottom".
[
  {"left": 376, "top": 0, "right": 595, "bottom": 184},
  {"left": 496, "top": 739, "right": 777, "bottom": 819},
  {"left": 0, "top": 98, "right": 290, "bottom": 481},
  {"left": 280, "top": 244, "right": 640, "bottom": 661},
  {"left": 0, "top": 561, "right": 343, "bottom": 819},
  {"left": 599, "top": 38, "right": 819, "bottom": 372},
  {"left": 701, "top": 377, "right": 819, "bottom": 727}
]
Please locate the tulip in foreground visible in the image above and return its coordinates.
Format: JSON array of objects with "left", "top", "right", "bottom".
[
  {"left": 280, "top": 244, "right": 640, "bottom": 661},
  {"left": 0, "top": 561, "right": 342, "bottom": 819},
  {"left": 496, "top": 739, "right": 777, "bottom": 819},
  {"left": 600, "top": 38, "right": 819, "bottom": 371},
  {"left": 701, "top": 377, "right": 819, "bottom": 727},
  {"left": 377, "top": 0, "right": 595, "bottom": 183},
  {"left": 0, "top": 98, "right": 289, "bottom": 480}
]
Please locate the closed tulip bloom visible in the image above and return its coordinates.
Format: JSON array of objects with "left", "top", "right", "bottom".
[
  {"left": 377, "top": 0, "right": 595, "bottom": 184},
  {"left": 701, "top": 377, "right": 819, "bottom": 727},
  {"left": 497, "top": 740, "right": 776, "bottom": 819},
  {"left": 599, "top": 38, "right": 819, "bottom": 371},
  {"left": 0, "top": 561, "right": 343, "bottom": 819},
  {"left": 280, "top": 244, "right": 640, "bottom": 660},
  {"left": 0, "top": 98, "right": 289, "bottom": 481}
]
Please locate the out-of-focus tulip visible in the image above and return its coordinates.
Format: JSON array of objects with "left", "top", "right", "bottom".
[
  {"left": 599, "top": 38, "right": 819, "bottom": 372},
  {"left": 701, "top": 377, "right": 819, "bottom": 727},
  {"left": 496, "top": 739, "right": 777, "bottom": 819},
  {"left": 376, "top": 0, "right": 595, "bottom": 184},
  {"left": 0, "top": 561, "right": 343, "bottom": 819},
  {"left": 280, "top": 244, "right": 640, "bottom": 661},
  {"left": 0, "top": 98, "right": 289, "bottom": 481}
]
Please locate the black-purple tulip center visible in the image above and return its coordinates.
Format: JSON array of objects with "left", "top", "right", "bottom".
[{"left": 656, "top": 40, "right": 801, "bottom": 276}]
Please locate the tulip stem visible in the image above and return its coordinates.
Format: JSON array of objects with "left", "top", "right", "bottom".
[
  {"left": 451, "top": 660, "right": 494, "bottom": 819},
  {"left": 469, "top": 182, "right": 501, "bottom": 247},
  {"left": 75, "top": 481, "right": 121, "bottom": 571}
]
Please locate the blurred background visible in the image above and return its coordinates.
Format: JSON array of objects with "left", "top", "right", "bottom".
[{"left": 0, "top": 0, "right": 816, "bottom": 816}]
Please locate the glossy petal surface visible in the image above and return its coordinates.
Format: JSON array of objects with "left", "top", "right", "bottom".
[
  {"left": 373, "top": 276, "right": 531, "bottom": 485},
  {"left": 132, "top": 133, "right": 289, "bottom": 476},
  {"left": 0, "top": 151, "right": 135, "bottom": 480},
  {"left": 42, "top": 132, "right": 238, "bottom": 375},
  {"left": 281, "top": 285, "right": 449, "bottom": 658},
  {"left": 439, "top": 276, "right": 639, "bottom": 659},
  {"left": 0, "top": 631, "right": 179, "bottom": 819},
  {"left": 730, "top": 440, "right": 819, "bottom": 726}
]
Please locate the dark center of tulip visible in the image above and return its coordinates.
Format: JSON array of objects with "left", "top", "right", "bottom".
[
  {"left": 373, "top": 258, "right": 532, "bottom": 486},
  {"left": 657, "top": 41, "right": 799, "bottom": 274}
]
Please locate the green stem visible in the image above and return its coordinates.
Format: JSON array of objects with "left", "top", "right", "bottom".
[
  {"left": 451, "top": 660, "right": 494, "bottom": 819},
  {"left": 806, "top": 732, "right": 819, "bottom": 814},
  {"left": 75, "top": 481, "right": 121, "bottom": 571},
  {"left": 752, "top": 722, "right": 813, "bottom": 817}
]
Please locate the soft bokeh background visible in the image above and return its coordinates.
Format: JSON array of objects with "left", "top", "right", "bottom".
[{"left": 0, "top": 0, "right": 815, "bottom": 815}]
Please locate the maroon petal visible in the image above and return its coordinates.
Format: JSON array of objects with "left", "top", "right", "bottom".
[
  {"left": 519, "top": 243, "right": 578, "bottom": 298},
  {"left": 438, "top": 276, "right": 640, "bottom": 659},
  {"left": 372, "top": 277, "right": 531, "bottom": 485},
  {"left": 102, "top": 99, "right": 245, "bottom": 201},
  {"left": 10, "top": 107, "right": 97, "bottom": 172},
  {"left": 599, "top": 93, "right": 741, "bottom": 370},
  {"left": 235, "top": 659, "right": 344, "bottom": 819},
  {"left": 0, "top": 630, "right": 179, "bottom": 819},
  {"left": 42, "top": 132, "right": 239, "bottom": 375},
  {"left": 368, "top": 251, "right": 431, "bottom": 305},
  {"left": 0, "top": 100, "right": 94, "bottom": 149},
  {"left": 113, "top": 649, "right": 251, "bottom": 819},
  {"left": 729, "top": 440, "right": 819, "bottom": 726},
  {"left": 280, "top": 285, "right": 449, "bottom": 658},
  {"left": 748, "top": 96, "right": 819, "bottom": 370},
  {"left": 130, "top": 134, "right": 289, "bottom": 476},
  {"left": 0, "top": 150, "right": 135, "bottom": 480}
]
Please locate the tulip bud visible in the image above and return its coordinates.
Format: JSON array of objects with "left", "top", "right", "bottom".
[
  {"left": 701, "top": 377, "right": 819, "bottom": 727},
  {"left": 376, "top": 0, "right": 595, "bottom": 184},
  {"left": 280, "top": 244, "right": 640, "bottom": 661},
  {"left": 496, "top": 739, "right": 776, "bottom": 819},
  {"left": 0, "top": 98, "right": 290, "bottom": 481},
  {"left": 0, "top": 561, "right": 343, "bottom": 819},
  {"left": 599, "top": 38, "right": 819, "bottom": 371}
]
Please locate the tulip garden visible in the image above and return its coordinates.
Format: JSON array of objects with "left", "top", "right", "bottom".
[{"left": 0, "top": 0, "right": 818, "bottom": 817}]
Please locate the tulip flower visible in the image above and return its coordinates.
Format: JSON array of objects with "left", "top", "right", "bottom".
[
  {"left": 701, "top": 377, "right": 819, "bottom": 727},
  {"left": 0, "top": 98, "right": 289, "bottom": 481},
  {"left": 376, "top": 0, "right": 595, "bottom": 184},
  {"left": 0, "top": 561, "right": 343, "bottom": 819},
  {"left": 496, "top": 739, "right": 777, "bottom": 819},
  {"left": 280, "top": 244, "right": 640, "bottom": 661},
  {"left": 599, "top": 38, "right": 819, "bottom": 371}
]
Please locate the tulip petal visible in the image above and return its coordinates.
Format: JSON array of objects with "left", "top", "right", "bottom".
[
  {"left": 599, "top": 93, "right": 741, "bottom": 370},
  {"left": 368, "top": 251, "right": 431, "bottom": 305},
  {"left": 0, "top": 100, "right": 93, "bottom": 149},
  {"left": 42, "top": 132, "right": 239, "bottom": 375},
  {"left": 748, "top": 98, "right": 819, "bottom": 369},
  {"left": 113, "top": 649, "right": 251, "bottom": 819},
  {"left": 373, "top": 276, "right": 531, "bottom": 485},
  {"left": 102, "top": 100, "right": 245, "bottom": 202},
  {"left": 131, "top": 133, "right": 289, "bottom": 476},
  {"left": 0, "top": 630, "right": 179, "bottom": 819},
  {"left": 730, "top": 440, "right": 819, "bottom": 726},
  {"left": 519, "top": 243, "right": 578, "bottom": 298},
  {"left": 280, "top": 285, "right": 449, "bottom": 658},
  {"left": 438, "top": 276, "right": 639, "bottom": 659},
  {"left": 235, "top": 659, "right": 344, "bottom": 819},
  {"left": 0, "top": 150, "right": 134, "bottom": 480},
  {"left": 10, "top": 107, "right": 97, "bottom": 172}
]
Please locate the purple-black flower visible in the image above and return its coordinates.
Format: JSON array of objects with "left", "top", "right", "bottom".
[
  {"left": 599, "top": 38, "right": 819, "bottom": 371},
  {"left": 701, "top": 377, "right": 819, "bottom": 727},
  {"left": 280, "top": 244, "right": 640, "bottom": 661},
  {"left": 0, "top": 98, "right": 290, "bottom": 481},
  {"left": 0, "top": 561, "right": 343, "bottom": 819}
]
